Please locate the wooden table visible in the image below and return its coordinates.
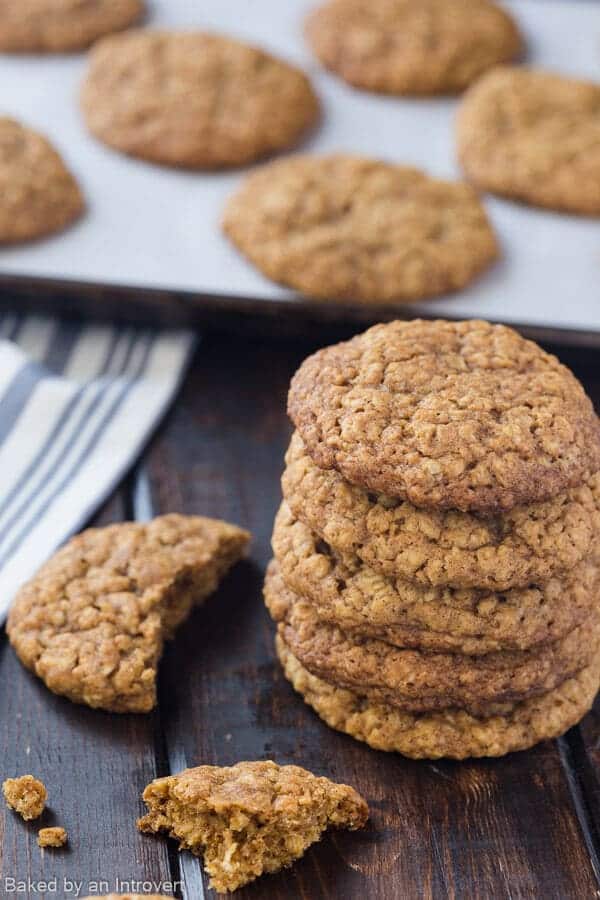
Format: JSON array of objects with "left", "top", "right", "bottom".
[{"left": 1, "top": 329, "right": 599, "bottom": 900}]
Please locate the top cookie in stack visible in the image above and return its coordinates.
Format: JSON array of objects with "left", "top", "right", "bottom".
[{"left": 266, "top": 319, "right": 600, "bottom": 759}]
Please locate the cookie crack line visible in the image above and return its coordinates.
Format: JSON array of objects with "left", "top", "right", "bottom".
[{"left": 6, "top": 514, "right": 250, "bottom": 712}]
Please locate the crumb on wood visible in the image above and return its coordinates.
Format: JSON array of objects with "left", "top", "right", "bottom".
[
  {"left": 3, "top": 775, "right": 47, "bottom": 820},
  {"left": 38, "top": 826, "right": 68, "bottom": 849}
]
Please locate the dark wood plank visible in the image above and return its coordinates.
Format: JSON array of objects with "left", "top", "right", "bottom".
[
  {"left": 0, "top": 492, "right": 179, "bottom": 900},
  {"left": 139, "top": 334, "right": 600, "bottom": 900}
]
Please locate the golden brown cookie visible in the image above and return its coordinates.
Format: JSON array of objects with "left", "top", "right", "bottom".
[
  {"left": 306, "top": 0, "right": 523, "bottom": 96},
  {"left": 457, "top": 67, "right": 600, "bottom": 216},
  {"left": 223, "top": 154, "right": 498, "bottom": 304},
  {"left": 0, "top": 117, "right": 83, "bottom": 244},
  {"left": 0, "top": 0, "right": 144, "bottom": 52},
  {"left": 288, "top": 320, "right": 600, "bottom": 513},
  {"left": 138, "top": 760, "right": 368, "bottom": 893},
  {"left": 271, "top": 504, "right": 600, "bottom": 655},
  {"left": 37, "top": 826, "right": 67, "bottom": 848},
  {"left": 282, "top": 432, "right": 600, "bottom": 591},
  {"left": 7, "top": 514, "right": 250, "bottom": 713},
  {"left": 277, "top": 636, "right": 600, "bottom": 759},
  {"left": 3, "top": 774, "right": 47, "bottom": 820},
  {"left": 81, "top": 30, "right": 320, "bottom": 169},
  {"left": 265, "top": 565, "right": 598, "bottom": 716}
]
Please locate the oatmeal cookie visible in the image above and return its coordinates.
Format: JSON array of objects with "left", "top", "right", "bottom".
[
  {"left": 271, "top": 504, "right": 600, "bottom": 654},
  {"left": 37, "top": 826, "right": 67, "bottom": 848},
  {"left": 266, "top": 568, "right": 599, "bottom": 716},
  {"left": 7, "top": 514, "right": 250, "bottom": 713},
  {"left": 138, "top": 760, "right": 368, "bottom": 893},
  {"left": 0, "top": 0, "right": 144, "bottom": 53},
  {"left": 81, "top": 30, "right": 320, "bottom": 169},
  {"left": 277, "top": 636, "right": 600, "bottom": 759},
  {"left": 0, "top": 117, "right": 83, "bottom": 244},
  {"left": 223, "top": 154, "right": 498, "bottom": 303},
  {"left": 288, "top": 320, "right": 600, "bottom": 513},
  {"left": 283, "top": 432, "right": 600, "bottom": 590},
  {"left": 305, "top": 0, "right": 523, "bottom": 96},
  {"left": 3, "top": 774, "right": 47, "bottom": 820},
  {"left": 457, "top": 67, "right": 600, "bottom": 215}
]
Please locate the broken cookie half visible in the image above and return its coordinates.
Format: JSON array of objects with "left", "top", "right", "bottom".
[
  {"left": 138, "top": 760, "right": 369, "bottom": 893},
  {"left": 7, "top": 514, "right": 250, "bottom": 713}
]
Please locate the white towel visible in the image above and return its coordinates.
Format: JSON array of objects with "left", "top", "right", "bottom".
[{"left": 0, "top": 313, "right": 195, "bottom": 621}]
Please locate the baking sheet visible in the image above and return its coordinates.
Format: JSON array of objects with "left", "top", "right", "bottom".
[{"left": 0, "top": 0, "right": 599, "bottom": 334}]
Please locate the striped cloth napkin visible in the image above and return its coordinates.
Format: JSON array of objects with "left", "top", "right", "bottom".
[{"left": 0, "top": 312, "right": 195, "bottom": 622}]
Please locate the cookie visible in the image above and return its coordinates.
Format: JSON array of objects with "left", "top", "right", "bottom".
[
  {"left": 7, "top": 514, "right": 250, "bottom": 713},
  {"left": 305, "top": 0, "right": 523, "bottom": 96},
  {"left": 271, "top": 504, "right": 600, "bottom": 655},
  {"left": 265, "top": 564, "right": 598, "bottom": 716},
  {"left": 138, "top": 760, "right": 368, "bottom": 893},
  {"left": 3, "top": 774, "right": 47, "bottom": 820},
  {"left": 37, "top": 827, "right": 67, "bottom": 849},
  {"left": 277, "top": 636, "right": 600, "bottom": 759},
  {"left": 457, "top": 67, "right": 600, "bottom": 216},
  {"left": 0, "top": 0, "right": 144, "bottom": 53},
  {"left": 81, "top": 30, "right": 320, "bottom": 169},
  {"left": 0, "top": 117, "right": 84, "bottom": 244},
  {"left": 282, "top": 432, "right": 600, "bottom": 591},
  {"left": 223, "top": 154, "right": 498, "bottom": 304},
  {"left": 288, "top": 320, "right": 600, "bottom": 513}
]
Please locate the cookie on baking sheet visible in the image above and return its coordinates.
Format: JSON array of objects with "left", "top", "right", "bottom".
[
  {"left": 457, "top": 67, "right": 600, "bottom": 215},
  {"left": 138, "top": 761, "right": 368, "bottom": 893},
  {"left": 0, "top": 0, "right": 144, "bottom": 53},
  {"left": 222, "top": 154, "right": 499, "bottom": 304},
  {"left": 270, "top": 505, "right": 600, "bottom": 655},
  {"left": 282, "top": 432, "right": 600, "bottom": 591},
  {"left": 0, "top": 117, "right": 83, "bottom": 243},
  {"left": 277, "top": 636, "right": 600, "bottom": 759},
  {"left": 7, "top": 514, "right": 250, "bottom": 713},
  {"left": 288, "top": 320, "right": 600, "bottom": 513},
  {"left": 305, "top": 0, "right": 523, "bottom": 95},
  {"left": 265, "top": 563, "right": 598, "bottom": 716},
  {"left": 81, "top": 30, "right": 320, "bottom": 169}
]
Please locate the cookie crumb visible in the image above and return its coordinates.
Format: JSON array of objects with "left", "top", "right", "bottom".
[
  {"left": 38, "top": 826, "right": 67, "bottom": 849},
  {"left": 3, "top": 775, "right": 47, "bottom": 820}
]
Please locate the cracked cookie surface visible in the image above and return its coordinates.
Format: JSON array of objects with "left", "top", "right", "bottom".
[
  {"left": 0, "top": 117, "right": 83, "bottom": 244},
  {"left": 288, "top": 320, "right": 600, "bottom": 513},
  {"left": 81, "top": 30, "right": 320, "bottom": 169},
  {"left": 457, "top": 67, "right": 600, "bottom": 215},
  {"left": 265, "top": 564, "right": 599, "bottom": 716},
  {"left": 271, "top": 503, "right": 600, "bottom": 654},
  {"left": 305, "top": 0, "right": 522, "bottom": 96},
  {"left": 7, "top": 514, "right": 250, "bottom": 712},
  {"left": 283, "top": 432, "right": 600, "bottom": 590},
  {"left": 277, "top": 636, "right": 600, "bottom": 759},
  {"left": 222, "top": 154, "right": 498, "bottom": 304},
  {"left": 138, "top": 760, "right": 368, "bottom": 893},
  {"left": 0, "top": 0, "right": 144, "bottom": 52}
]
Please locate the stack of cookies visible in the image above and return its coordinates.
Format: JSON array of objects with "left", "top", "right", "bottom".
[{"left": 265, "top": 319, "right": 600, "bottom": 759}]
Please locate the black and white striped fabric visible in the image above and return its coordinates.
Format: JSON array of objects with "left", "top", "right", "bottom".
[{"left": 0, "top": 313, "right": 195, "bottom": 621}]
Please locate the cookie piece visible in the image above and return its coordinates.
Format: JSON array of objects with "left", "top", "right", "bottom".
[
  {"left": 277, "top": 636, "right": 600, "bottom": 759},
  {"left": 288, "top": 320, "right": 600, "bottom": 513},
  {"left": 37, "top": 826, "right": 67, "bottom": 848},
  {"left": 283, "top": 432, "right": 600, "bottom": 591},
  {"left": 138, "top": 760, "right": 368, "bottom": 893},
  {"left": 0, "top": 0, "right": 144, "bottom": 53},
  {"left": 306, "top": 0, "right": 522, "bottom": 96},
  {"left": 0, "top": 118, "right": 83, "bottom": 244},
  {"left": 81, "top": 30, "right": 320, "bottom": 169},
  {"left": 3, "top": 774, "right": 47, "bottom": 820},
  {"left": 457, "top": 67, "right": 600, "bottom": 216},
  {"left": 7, "top": 514, "right": 250, "bottom": 713},
  {"left": 266, "top": 566, "right": 598, "bottom": 715},
  {"left": 223, "top": 154, "right": 498, "bottom": 304},
  {"left": 271, "top": 504, "right": 600, "bottom": 655}
]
